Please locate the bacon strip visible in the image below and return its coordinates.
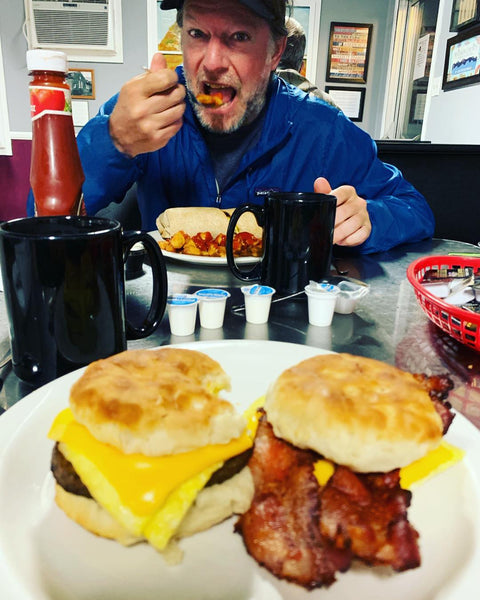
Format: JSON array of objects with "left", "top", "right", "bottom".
[
  {"left": 237, "top": 415, "right": 421, "bottom": 589},
  {"left": 320, "top": 467, "right": 420, "bottom": 571},
  {"left": 414, "top": 373, "right": 455, "bottom": 433},
  {"left": 235, "top": 416, "right": 351, "bottom": 589},
  {"left": 238, "top": 375, "right": 454, "bottom": 589}
]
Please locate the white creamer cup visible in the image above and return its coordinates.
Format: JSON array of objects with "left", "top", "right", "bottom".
[
  {"left": 304, "top": 282, "right": 340, "bottom": 326},
  {"left": 334, "top": 280, "right": 370, "bottom": 314},
  {"left": 241, "top": 285, "right": 275, "bottom": 324},
  {"left": 195, "top": 288, "right": 231, "bottom": 329},
  {"left": 167, "top": 294, "right": 198, "bottom": 336}
]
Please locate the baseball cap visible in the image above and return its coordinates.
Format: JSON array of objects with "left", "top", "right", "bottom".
[{"left": 160, "top": 1, "right": 287, "bottom": 35}]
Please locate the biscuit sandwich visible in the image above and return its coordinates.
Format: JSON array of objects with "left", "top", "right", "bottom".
[
  {"left": 236, "top": 353, "right": 456, "bottom": 589},
  {"left": 48, "top": 348, "right": 255, "bottom": 561},
  {"left": 156, "top": 206, "right": 262, "bottom": 240}
]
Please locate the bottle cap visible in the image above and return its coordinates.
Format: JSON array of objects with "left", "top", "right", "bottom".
[{"left": 26, "top": 49, "right": 68, "bottom": 73}]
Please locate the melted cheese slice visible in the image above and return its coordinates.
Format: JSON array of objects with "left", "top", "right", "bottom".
[
  {"left": 399, "top": 440, "right": 465, "bottom": 489},
  {"left": 49, "top": 408, "right": 254, "bottom": 546},
  {"left": 313, "top": 441, "right": 464, "bottom": 489}
]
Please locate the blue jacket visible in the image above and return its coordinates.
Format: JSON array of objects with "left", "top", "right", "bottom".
[{"left": 76, "top": 68, "right": 434, "bottom": 254}]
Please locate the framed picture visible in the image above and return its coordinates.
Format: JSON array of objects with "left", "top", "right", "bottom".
[
  {"left": 157, "top": 3, "right": 183, "bottom": 70},
  {"left": 409, "top": 90, "right": 427, "bottom": 124},
  {"left": 450, "top": 0, "right": 480, "bottom": 32},
  {"left": 325, "top": 86, "right": 366, "bottom": 121},
  {"left": 326, "top": 22, "right": 373, "bottom": 84},
  {"left": 442, "top": 24, "right": 480, "bottom": 91},
  {"left": 67, "top": 68, "right": 95, "bottom": 99}
]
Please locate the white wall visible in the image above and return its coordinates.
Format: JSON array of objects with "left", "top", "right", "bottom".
[
  {"left": 316, "top": 0, "right": 396, "bottom": 138},
  {"left": 2, "top": 0, "right": 480, "bottom": 144},
  {"left": 1, "top": 0, "right": 148, "bottom": 136},
  {"left": 423, "top": 0, "right": 480, "bottom": 143}
]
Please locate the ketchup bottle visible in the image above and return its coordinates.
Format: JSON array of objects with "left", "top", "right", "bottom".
[{"left": 27, "top": 49, "right": 85, "bottom": 216}]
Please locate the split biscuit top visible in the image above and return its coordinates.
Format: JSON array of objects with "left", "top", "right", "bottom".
[
  {"left": 69, "top": 348, "right": 245, "bottom": 456},
  {"left": 265, "top": 353, "right": 444, "bottom": 473}
]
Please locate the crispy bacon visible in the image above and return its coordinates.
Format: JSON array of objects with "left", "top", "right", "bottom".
[
  {"left": 235, "top": 416, "right": 351, "bottom": 589},
  {"left": 237, "top": 415, "right": 421, "bottom": 589},
  {"left": 237, "top": 374, "right": 454, "bottom": 589},
  {"left": 414, "top": 373, "right": 455, "bottom": 434},
  {"left": 320, "top": 467, "right": 420, "bottom": 571}
]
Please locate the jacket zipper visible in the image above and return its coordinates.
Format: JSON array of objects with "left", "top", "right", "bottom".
[{"left": 215, "top": 179, "right": 222, "bottom": 206}]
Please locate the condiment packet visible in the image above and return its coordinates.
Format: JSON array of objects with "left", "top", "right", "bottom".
[{"left": 421, "top": 266, "right": 475, "bottom": 300}]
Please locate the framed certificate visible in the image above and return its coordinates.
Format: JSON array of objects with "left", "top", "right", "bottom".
[
  {"left": 325, "top": 86, "right": 366, "bottom": 122},
  {"left": 326, "top": 22, "right": 373, "bottom": 84},
  {"left": 442, "top": 24, "right": 480, "bottom": 91}
]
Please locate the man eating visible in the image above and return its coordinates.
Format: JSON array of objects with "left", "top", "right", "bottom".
[{"left": 75, "top": 0, "right": 434, "bottom": 253}]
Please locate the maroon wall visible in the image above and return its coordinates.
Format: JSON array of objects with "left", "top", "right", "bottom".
[{"left": 0, "top": 139, "right": 31, "bottom": 221}]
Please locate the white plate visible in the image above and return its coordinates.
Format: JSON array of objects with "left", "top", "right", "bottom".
[
  {"left": 0, "top": 340, "right": 479, "bottom": 600},
  {"left": 149, "top": 230, "right": 261, "bottom": 267}
]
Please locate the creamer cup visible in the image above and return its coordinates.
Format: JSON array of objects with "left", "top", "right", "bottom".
[
  {"left": 195, "top": 288, "right": 231, "bottom": 329},
  {"left": 304, "top": 282, "right": 340, "bottom": 326},
  {"left": 334, "top": 280, "right": 370, "bottom": 314},
  {"left": 167, "top": 293, "right": 198, "bottom": 336},
  {"left": 241, "top": 284, "right": 275, "bottom": 324}
]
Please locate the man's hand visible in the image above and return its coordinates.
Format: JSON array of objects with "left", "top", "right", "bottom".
[
  {"left": 314, "top": 177, "right": 372, "bottom": 247},
  {"left": 109, "top": 52, "right": 186, "bottom": 157}
]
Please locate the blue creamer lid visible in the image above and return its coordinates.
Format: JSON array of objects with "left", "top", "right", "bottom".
[
  {"left": 195, "top": 288, "right": 230, "bottom": 300},
  {"left": 241, "top": 284, "right": 275, "bottom": 296},
  {"left": 167, "top": 293, "right": 198, "bottom": 306},
  {"left": 305, "top": 282, "right": 340, "bottom": 296}
]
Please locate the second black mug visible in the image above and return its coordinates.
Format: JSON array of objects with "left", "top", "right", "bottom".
[
  {"left": 226, "top": 192, "right": 337, "bottom": 295},
  {"left": 0, "top": 216, "right": 168, "bottom": 385}
]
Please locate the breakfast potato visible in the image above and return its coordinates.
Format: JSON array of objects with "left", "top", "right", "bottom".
[{"left": 159, "top": 230, "right": 262, "bottom": 258}]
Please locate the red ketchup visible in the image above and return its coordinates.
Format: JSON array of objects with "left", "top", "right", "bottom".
[{"left": 27, "top": 49, "right": 85, "bottom": 216}]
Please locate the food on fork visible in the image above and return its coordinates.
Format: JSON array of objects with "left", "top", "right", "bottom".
[
  {"left": 196, "top": 92, "right": 224, "bottom": 107},
  {"left": 236, "top": 353, "right": 456, "bottom": 589},
  {"left": 48, "top": 348, "right": 255, "bottom": 562}
]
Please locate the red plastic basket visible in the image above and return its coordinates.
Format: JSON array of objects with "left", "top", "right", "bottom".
[{"left": 407, "top": 255, "right": 480, "bottom": 352}]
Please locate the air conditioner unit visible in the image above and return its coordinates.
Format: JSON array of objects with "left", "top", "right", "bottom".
[{"left": 24, "top": 0, "right": 123, "bottom": 63}]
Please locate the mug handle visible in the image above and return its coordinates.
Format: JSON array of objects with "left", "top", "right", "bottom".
[
  {"left": 226, "top": 204, "right": 264, "bottom": 282},
  {"left": 122, "top": 231, "right": 168, "bottom": 339}
]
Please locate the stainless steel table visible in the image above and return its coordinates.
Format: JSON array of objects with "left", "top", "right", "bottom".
[{"left": 2, "top": 237, "right": 480, "bottom": 428}]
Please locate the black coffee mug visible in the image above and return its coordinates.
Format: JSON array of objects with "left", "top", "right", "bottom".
[
  {"left": 0, "top": 216, "right": 168, "bottom": 385},
  {"left": 226, "top": 192, "right": 336, "bottom": 295}
]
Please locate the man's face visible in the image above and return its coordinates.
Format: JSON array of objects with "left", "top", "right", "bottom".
[{"left": 181, "top": 0, "right": 285, "bottom": 133}]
